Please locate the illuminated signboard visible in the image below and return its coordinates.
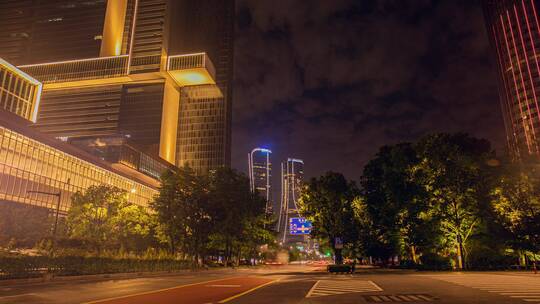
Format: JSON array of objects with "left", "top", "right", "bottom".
[{"left": 290, "top": 217, "right": 312, "bottom": 235}]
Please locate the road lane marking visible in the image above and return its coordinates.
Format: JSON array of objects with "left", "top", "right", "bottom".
[
  {"left": 0, "top": 293, "right": 37, "bottom": 299},
  {"left": 82, "top": 277, "right": 238, "bottom": 304},
  {"left": 306, "top": 279, "right": 382, "bottom": 298},
  {"left": 206, "top": 284, "right": 241, "bottom": 287},
  {"left": 431, "top": 274, "right": 540, "bottom": 302},
  {"left": 306, "top": 280, "right": 321, "bottom": 298},
  {"left": 365, "top": 294, "right": 436, "bottom": 302},
  {"left": 217, "top": 279, "right": 279, "bottom": 303}
]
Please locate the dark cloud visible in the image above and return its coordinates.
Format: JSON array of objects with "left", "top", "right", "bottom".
[{"left": 232, "top": 0, "right": 504, "bottom": 190}]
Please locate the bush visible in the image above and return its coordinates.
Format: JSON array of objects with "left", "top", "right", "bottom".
[
  {"left": 467, "top": 250, "right": 515, "bottom": 270},
  {"left": 0, "top": 255, "right": 190, "bottom": 280},
  {"left": 327, "top": 264, "right": 352, "bottom": 273},
  {"left": 398, "top": 259, "right": 418, "bottom": 269},
  {"left": 418, "top": 253, "right": 452, "bottom": 270}
]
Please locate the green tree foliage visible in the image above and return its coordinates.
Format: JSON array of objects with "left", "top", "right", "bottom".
[
  {"left": 151, "top": 166, "right": 209, "bottom": 258},
  {"left": 491, "top": 166, "right": 540, "bottom": 254},
  {"left": 207, "top": 167, "right": 272, "bottom": 265},
  {"left": 299, "top": 172, "right": 358, "bottom": 264},
  {"left": 344, "top": 132, "right": 519, "bottom": 269},
  {"left": 67, "top": 185, "right": 153, "bottom": 253},
  {"left": 413, "top": 133, "right": 493, "bottom": 269},
  {"left": 152, "top": 166, "right": 274, "bottom": 265},
  {"left": 360, "top": 143, "right": 436, "bottom": 263}
]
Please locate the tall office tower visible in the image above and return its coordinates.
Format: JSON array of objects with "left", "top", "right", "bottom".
[
  {"left": 277, "top": 158, "right": 304, "bottom": 243},
  {"left": 483, "top": 0, "right": 540, "bottom": 160},
  {"left": 248, "top": 148, "right": 272, "bottom": 212},
  {"left": 0, "top": 0, "right": 234, "bottom": 174}
]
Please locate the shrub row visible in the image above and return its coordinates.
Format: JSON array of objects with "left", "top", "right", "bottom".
[
  {"left": 327, "top": 264, "right": 352, "bottom": 273},
  {"left": 0, "top": 255, "right": 190, "bottom": 280}
]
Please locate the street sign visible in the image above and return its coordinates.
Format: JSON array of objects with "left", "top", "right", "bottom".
[{"left": 289, "top": 217, "right": 312, "bottom": 235}]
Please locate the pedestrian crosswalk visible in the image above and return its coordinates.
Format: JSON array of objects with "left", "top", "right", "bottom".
[
  {"left": 431, "top": 274, "right": 540, "bottom": 302},
  {"left": 365, "top": 294, "right": 435, "bottom": 302},
  {"left": 306, "top": 279, "right": 382, "bottom": 298}
]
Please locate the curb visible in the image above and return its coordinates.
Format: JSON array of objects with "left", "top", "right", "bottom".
[{"left": 0, "top": 268, "right": 222, "bottom": 287}]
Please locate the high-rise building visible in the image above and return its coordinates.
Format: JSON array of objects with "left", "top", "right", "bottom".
[
  {"left": 248, "top": 148, "right": 272, "bottom": 212},
  {"left": 277, "top": 158, "right": 304, "bottom": 243},
  {"left": 0, "top": 0, "right": 234, "bottom": 174},
  {"left": 0, "top": 58, "right": 159, "bottom": 213},
  {"left": 483, "top": 0, "right": 540, "bottom": 160}
]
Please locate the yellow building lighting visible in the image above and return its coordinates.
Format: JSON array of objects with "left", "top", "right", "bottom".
[
  {"left": 166, "top": 53, "right": 217, "bottom": 87},
  {"left": 0, "top": 126, "right": 157, "bottom": 212},
  {"left": 0, "top": 58, "right": 42, "bottom": 123},
  {"left": 159, "top": 78, "right": 180, "bottom": 164},
  {"left": 100, "top": 0, "right": 128, "bottom": 57}
]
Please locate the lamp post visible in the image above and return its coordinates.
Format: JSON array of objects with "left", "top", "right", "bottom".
[
  {"left": 27, "top": 179, "right": 70, "bottom": 256},
  {"left": 27, "top": 190, "right": 61, "bottom": 256}
]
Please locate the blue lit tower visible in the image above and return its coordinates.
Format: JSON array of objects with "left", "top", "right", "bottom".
[
  {"left": 248, "top": 148, "right": 272, "bottom": 213},
  {"left": 277, "top": 158, "right": 304, "bottom": 243}
]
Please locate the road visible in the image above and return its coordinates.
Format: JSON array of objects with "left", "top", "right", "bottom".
[{"left": 1, "top": 265, "right": 540, "bottom": 303}]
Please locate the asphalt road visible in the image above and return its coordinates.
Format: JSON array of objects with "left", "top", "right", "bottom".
[{"left": 1, "top": 265, "right": 540, "bottom": 303}]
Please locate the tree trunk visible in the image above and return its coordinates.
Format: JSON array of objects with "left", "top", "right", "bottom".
[
  {"left": 456, "top": 234, "right": 465, "bottom": 270},
  {"left": 169, "top": 233, "right": 176, "bottom": 254},
  {"left": 411, "top": 245, "right": 418, "bottom": 264},
  {"left": 335, "top": 248, "right": 343, "bottom": 265},
  {"left": 224, "top": 240, "right": 230, "bottom": 267}
]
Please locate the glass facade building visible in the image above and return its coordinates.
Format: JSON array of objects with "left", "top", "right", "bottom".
[
  {"left": 0, "top": 0, "right": 107, "bottom": 65},
  {"left": 0, "top": 60, "right": 158, "bottom": 213},
  {"left": 248, "top": 148, "right": 272, "bottom": 212},
  {"left": 277, "top": 158, "right": 304, "bottom": 243},
  {"left": 484, "top": 0, "right": 540, "bottom": 160},
  {"left": 0, "top": 0, "right": 234, "bottom": 174},
  {"left": 0, "top": 123, "right": 157, "bottom": 213}
]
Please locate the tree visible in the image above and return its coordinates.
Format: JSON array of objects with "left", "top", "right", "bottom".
[
  {"left": 67, "top": 185, "right": 130, "bottom": 252},
  {"left": 299, "top": 172, "right": 358, "bottom": 264},
  {"left": 360, "top": 143, "right": 435, "bottom": 263},
  {"left": 114, "top": 202, "right": 155, "bottom": 252},
  {"left": 66, "top": 185, "right": 154, "bottom": 253},
  {"left": 414, "top": 133, "right": 493, "bottom": 269},
  {"left": 206, "top": 167, "right": 272, "bottom": 266},
  {"left": 151, "top": 166, "right": 209, "bottom": 260},
  {"left": 491, "top": 165, "right": 540, "bottom": 260}
]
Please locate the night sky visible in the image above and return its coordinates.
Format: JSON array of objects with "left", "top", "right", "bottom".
[{"left": 232, "top": 0, "right": 504, "bottom": 185}]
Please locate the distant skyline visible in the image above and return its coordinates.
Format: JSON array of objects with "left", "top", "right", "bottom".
[{"left": 232, "top": 0, "right": 504, "bottom": 180}]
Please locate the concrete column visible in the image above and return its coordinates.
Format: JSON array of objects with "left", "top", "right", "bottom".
[
  {"left": 159, "top": 78, "right": 180, "bottom": 164},
  {"left": 100, "top": 0, "right": 129, "bottom": 57}
]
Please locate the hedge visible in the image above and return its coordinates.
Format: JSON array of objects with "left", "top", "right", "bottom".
[
  {"left": 0, "top": 256, "right": 190, "bottom": 280},
  {"left": 327, "top": 264, "right": 352, "bottom": 273}
]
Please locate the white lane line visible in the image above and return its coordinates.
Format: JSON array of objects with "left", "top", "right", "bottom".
[
  {"left": 206, "top": 284, "right": 241, "bottom": 288},
  {"left": 0, "top": 293, "right": 37, "bottom": 299},
  {"left": 431, "top": 274, "right": 540, "bottom": 302},
  {"left": 306, "top": 280, "right": 321, "bottom": 298}
]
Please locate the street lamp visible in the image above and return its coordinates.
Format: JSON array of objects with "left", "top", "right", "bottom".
[{"left": 27, "top": 179, "right": 70, "bottom": 256}]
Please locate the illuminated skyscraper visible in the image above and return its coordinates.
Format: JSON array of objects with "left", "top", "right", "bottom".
[
  {"left": 0, "top": 0, "right": 234, "bottom": 174},
  {"left": 277, "top": 158, "right": 304, "bottom": 243},
  {"left": 248, "top": 148, "right": 272, "bottom": 212},
  {"left": 483, "top": 0, "right": 540, "bottom": 160}
]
